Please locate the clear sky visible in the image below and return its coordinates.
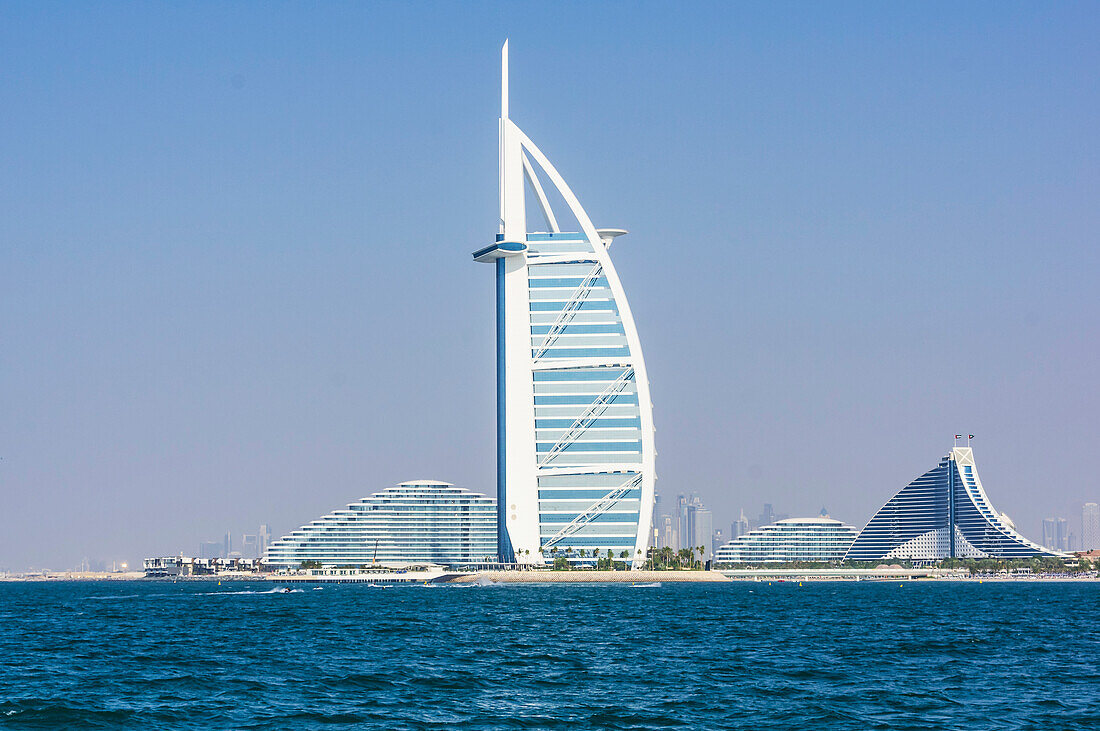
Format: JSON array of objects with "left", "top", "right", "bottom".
[{"left": 2, "top": 2, "right": 1098, "bottom": 570}]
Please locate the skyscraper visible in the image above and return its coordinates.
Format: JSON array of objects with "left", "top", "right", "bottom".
[
  {"left": 758, "top": 504, "right": 776, "bottom": 529},
  {"left": 696, "top": 508, "right": 714, "bottom": 560},
  {"left": 474, "top": 43, "right": 656, "bottom": 568},
  {"left": 1041, "top": 518, "right": 1068, "bottom": 552},
  {"left": 677, "top": 495, "right": 697, "bottom": 553},
  {"left": 732, "top": 509, "right": 749, "bottom": 541},
  {"left": 711, "top": 528, "right": 725, "bottom": 557},
  {"left": 1083, "top": 503, "right": 1100, "bottom": 552},
  {"left": 660, "top": 515, "right": 675, "bottom": 550},
  {"left": 258, "top": 524, "right": 271, "bottom": 557},
  {"left": 199, "top": 541, "right": 222, "bottom": 559}
]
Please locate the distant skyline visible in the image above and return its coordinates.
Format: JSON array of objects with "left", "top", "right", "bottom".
[{"left": 2, "top": 2, "right": 1098, "bottom": 570}]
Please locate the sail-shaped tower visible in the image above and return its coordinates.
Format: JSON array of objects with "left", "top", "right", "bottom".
[{"left": 473, "top": 42, "right": 655, "bottom": 568}]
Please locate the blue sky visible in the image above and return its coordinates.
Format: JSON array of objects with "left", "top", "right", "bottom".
[{"left": 2, "top": 2, "right": 1098, "bottom": 569}]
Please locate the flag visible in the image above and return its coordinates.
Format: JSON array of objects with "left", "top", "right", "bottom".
[
  {"left": 955, "top": 434, "right": 962, "bottom": 439},
  {"left": 969, "top": 435, "right": 974, "bottom": 439}
]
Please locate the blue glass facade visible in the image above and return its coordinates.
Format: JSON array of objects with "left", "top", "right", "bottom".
[{"left": 520, "top": 235, "right": 651, "bottom": 561}]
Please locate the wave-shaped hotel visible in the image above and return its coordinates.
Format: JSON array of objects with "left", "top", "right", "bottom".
[{"left": 845, "top": 446, "right": 1062, "bottom": 561}]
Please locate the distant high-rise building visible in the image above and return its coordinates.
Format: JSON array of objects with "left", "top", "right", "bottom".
[
  {"left": 732, "top": 509, "right": 749, "bottom": 541},
  {"left": 678, "top": 495, "right": 697, "bottom": 554},
  {"left": 1041, "top": 518, "right": 1068, "bottom": 552},
  {"left": 259, "top": 524, "right": 271, "bottom": 557},
  {"left": 659, "top": 515, "right": 675, "bottom": 550},
  {"left": 223, "top": 531, "right": 233, "bottom": 558},
  {"left": 695, "top": 508, "right": 713, "bottom": 559},
  {"left": 711, "top": 529, "right": 725, "bottom": 557},
  {"left": 199, "top": 541, "right": 222, "bottom": 559},
  {"left": 1082, "top": 503, "right": 1100, "bottom": 552},
  {"left": 758, "top": 503, "right": 776, "bottom": 529},
  {"left": 241, "top": 534, "right": 258, "bottom": 559},
  {"left": 652, "top": 496, "right": 662, "bottom": 548}
]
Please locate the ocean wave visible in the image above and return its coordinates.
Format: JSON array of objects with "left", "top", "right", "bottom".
[{"left": 2, "top": 582, "right": 1098, "bottom": 729}]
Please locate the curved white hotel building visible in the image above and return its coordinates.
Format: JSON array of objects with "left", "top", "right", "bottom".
[
  {"left": 263, "top": 481, "right": 497, "bottom": 568},
  {"left": 474, "top": 43, "right": 656, "bottom": 568},
  {"left": 714, "top": 518, "right": 859, "bottom": 564},
  {"left": 845, "top": 446, "right": 1064, "bottom": 561}
]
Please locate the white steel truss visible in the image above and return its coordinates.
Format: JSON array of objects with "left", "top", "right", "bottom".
[
  {"left": 537, "top": 367, "right": 633, "bottom": 467},
  {"left": 541, "top": 473, "right": 643, "bottom": 551},
  {"left": 531, "top": 262, "right": 604, "bottom": 359}
]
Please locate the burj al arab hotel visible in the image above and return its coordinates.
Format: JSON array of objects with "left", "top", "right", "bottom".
[{"left": 473, "top": 43, "right": 656, "bottom": 568}]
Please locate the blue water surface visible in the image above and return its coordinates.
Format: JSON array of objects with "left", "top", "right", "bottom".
[{"left": 0, "top": 580, "right": 1097, "bottom": 729}]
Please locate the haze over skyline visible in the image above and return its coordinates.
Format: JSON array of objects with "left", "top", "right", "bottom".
[{"left": 2, "top": 2, "right": 1098, "bottom": 570}]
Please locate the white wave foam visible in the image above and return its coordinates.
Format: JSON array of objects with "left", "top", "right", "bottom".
[{"left": 213, "top": 587, "right": 304, "bottom": 595}]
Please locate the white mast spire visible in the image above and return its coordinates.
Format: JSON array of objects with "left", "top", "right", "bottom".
[
  {"left": 499, "top": 39, "right": 525, "bottom": 239},
  {"left": 501, "top": 39, "right": 509, "bottom": 120}
]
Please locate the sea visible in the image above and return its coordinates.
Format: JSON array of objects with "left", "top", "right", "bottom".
[{"left": 0, "top": 579, "right": 1097, "bottom": 729}]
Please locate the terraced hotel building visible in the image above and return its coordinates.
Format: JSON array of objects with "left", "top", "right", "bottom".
[
  {"left": 262, "top": 481, "right": 497, "bottom": 568},
  {"left": 845, "top": 447, "right": 1064, "bottom": 561},
  {"left": 474, "top": 43, "right": 656, "bottom": 567}
]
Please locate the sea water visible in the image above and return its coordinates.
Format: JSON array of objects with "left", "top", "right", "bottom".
[{"left": 0, "top": 580, "right": 1097, "bottom": 729}]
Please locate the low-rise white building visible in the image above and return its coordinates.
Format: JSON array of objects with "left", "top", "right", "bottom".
[{"left": 714, "top": 517, "right": 858, "bottom": 564}]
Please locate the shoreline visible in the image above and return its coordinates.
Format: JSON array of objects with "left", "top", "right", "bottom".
[
  {"left": 449, "top": 570, "right": 1099, "bottom": 584},
  {"left": 2, "top": 570, "right": 1096, "bottom": 584},
  {"left": 450, "top": 570, "right": 729, "bottom": 583}
]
